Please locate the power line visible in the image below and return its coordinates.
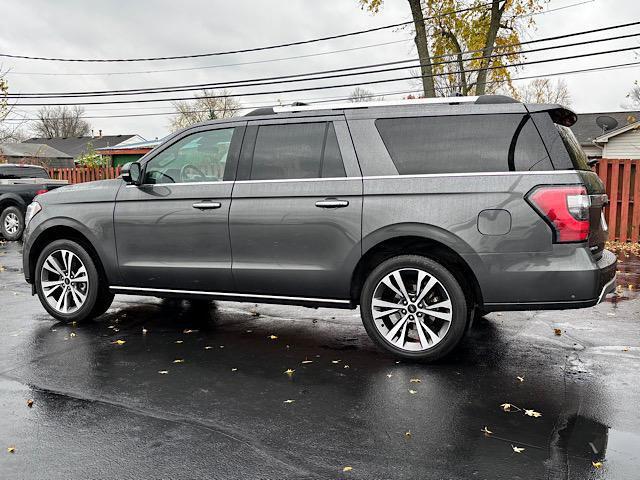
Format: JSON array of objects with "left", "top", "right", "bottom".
[
  {"left": 8, "top": 43, "right": 640, "bottom": 106},
  {"left": 9, "top": 23, "right": 640, "bottom": 99},
  {"left": 0, "top": 3, "right": 493, "bottom": 63},
  {"left": 4, "top": 58, "right": 640, "bottom": 122}
]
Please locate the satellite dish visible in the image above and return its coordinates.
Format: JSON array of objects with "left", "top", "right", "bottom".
[{"left": 596, "top": 115, "right": 619, "bottom": 133}]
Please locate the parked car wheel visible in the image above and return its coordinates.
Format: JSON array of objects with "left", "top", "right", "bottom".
[
  {"left": 34, "top": 239, "right": 108, "bottom": 323},
  {"left": 360, "top": 255, "right": 467, "bottom": 362},
  {"left": 1, "top": 206, "right": 25, "bottom": 241}
]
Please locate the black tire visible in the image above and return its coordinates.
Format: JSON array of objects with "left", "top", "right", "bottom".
[
  {"left": 1, "top": 206, "right": 25, "bottom": 241},
  {"left": 34, "top": 239, "right": 108, "bottom": 323},
  {"left": 360, "top": 255, "right": 467, "bottom": 362}
]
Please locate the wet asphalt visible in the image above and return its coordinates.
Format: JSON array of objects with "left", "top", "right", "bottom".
[{"left": 0, "top": 240, "right": 639, "bottom": 480}]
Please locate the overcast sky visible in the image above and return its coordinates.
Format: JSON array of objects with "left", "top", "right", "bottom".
[{"left": 1, "top": 0, "right": 639, "bottom": 140}]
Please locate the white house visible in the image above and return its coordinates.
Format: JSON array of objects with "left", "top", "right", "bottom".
[{"left": 593, "top": 121, "right": 640, "bottom": 159}]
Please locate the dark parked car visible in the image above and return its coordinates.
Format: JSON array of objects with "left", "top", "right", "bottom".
[
  {"left": 21, "top": 96, "right": 616, "bottom": 360},
  {"left": 0, "top": 164, "right": 67, "bottom": 240}
]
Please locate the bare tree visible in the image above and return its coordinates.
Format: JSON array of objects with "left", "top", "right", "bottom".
[
  {"left": 513, "top": 78, "right": 572, "bottom": 106},
  {"left": 0, "top": 67, "right": 28, "bottom": 143},
  {"left": 31, "top": 105, "right": 91, "bottom": 138},
  {"left": 348, "top": 87, "right": 384, "bottom": 103},
  {"left": 168, "top": 89, "right": 241, "bottom": 132}
]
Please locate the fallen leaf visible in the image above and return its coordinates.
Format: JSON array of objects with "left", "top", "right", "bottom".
[
  {"left": 26, "top": 399, "right": 33, "bottom": 408},
  {"left": 158, "top": 370, "right": 169, "bottom": 374},
  {"left": 332, "top": 360, "right": 341, "bottom": 364},
  {"left": 142, "top": 327, "right": 148, "bottom": 335},
  {"left": 524, "top": 409, "right": 542, "bottom": 418},
  {"left": 284, "top": 368, "right": 295, "bottom": 376},
  {"left": 69, "top": 332, "right": 76, "bottom": 337},
  {"left": 268, "top": 335, "right": 278, "bottom": 340},
  {"left": 409, "top": 378, "right": 421, "bottom": 383},
  {"left": 481, "top": 426, "right": 492, "bottom": 435},
  {"left": 516, "top": 376, "right": 524, "bottom": 382},
  {"left": 246, "top": 329, "right": 253, "bottom": 333},
  {"left": 283, "top": 399, "right": 295, "bottom": 404},
  {"left": 231, "top": 368, "right": 238, "bottom": 372},
  {"left": 204, "top": 346, "right": 213, "bottom": 350},
  {"left": 592, "top": 461, "right": 603, "bottom": 469},
  {"left": 111, "top": 339, "right": 126, "bottom": 345},
  {"left": 183, "top": 329, "right": 198, "bottom": 334},
  {"left": 623, "top": 347, "right": 629, "bottom": 352},
  {"left": 386, "top": 373, "right": 393, "bottom": 378},
  {"left": 408, "top": 389, "right": 417, "bottom": 395},
  {"left": 173, "top": 359, "right": 185, "bottom": 363},
  {"left": 404, "top": 430, "right": 412, "bottom": 438},
  {"left": 219, "top": 345, "right": 224, "bottom": 349},
  {"left": 500, "top": 403, "right": 513, "bottom": 411},
  {"left": 175, "top": 340, "right": 184, "bottom": 344},
  {"left": 511, "top": 445, "right": 525, "bottom": 454},
  {"left": 629, "top": 284, "right": 634, "bottom": 290},
  {"left": 343, "top": 466, "right": 353, "bottom": 472},
  {"left": 113, "top": 328, "right": 120, "bottom": 333},
  {"left": 7, "top": 446, "right": 15, "bottom": 454},
  {"left": 301, "top": 360, "right": 313, "bottom": 364},
  {"left": 554, "top": 328, "right": 562, "bottom": 336},
  {"left": 343, "top": 365, "right": 350, "bottom": 369}
]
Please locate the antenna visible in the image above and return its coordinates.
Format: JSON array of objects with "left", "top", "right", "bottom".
[{"left": 596, "top": 115, "right": 619, "bottom": 134}]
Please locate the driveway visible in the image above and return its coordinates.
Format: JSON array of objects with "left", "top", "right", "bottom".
[{"left": 0, "top": 239, "right": 639, "bottom": 479}]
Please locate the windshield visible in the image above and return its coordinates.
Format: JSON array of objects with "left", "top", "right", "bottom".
[{"left": 555, "top": 125, "right": 590, "bottom": 171}]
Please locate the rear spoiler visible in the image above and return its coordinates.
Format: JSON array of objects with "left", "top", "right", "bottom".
[{"left": 525, "top": 103, "right": 577, "bottom": 127}]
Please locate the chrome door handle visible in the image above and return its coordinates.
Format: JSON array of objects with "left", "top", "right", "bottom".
[
  {"left": 315, "top": 199, "right": 349, "bottom": 208},
  {"left": 192, "top": 201, "right": 222, "bottom": 210}
]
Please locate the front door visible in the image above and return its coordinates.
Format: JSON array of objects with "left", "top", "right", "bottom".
[
  {"left": 113, "top": 123, "right": 245, "bottom": 292},
  {"left": 229, "top": 118, "right": 362, "bottom": 300}
]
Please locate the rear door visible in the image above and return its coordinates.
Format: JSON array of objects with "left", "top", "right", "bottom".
[
  {"left": 114, "top": 122, "right": 245, "bottom": 291},
  {"left": 229, "top": 116, "right": 362, "bottom": 300}
]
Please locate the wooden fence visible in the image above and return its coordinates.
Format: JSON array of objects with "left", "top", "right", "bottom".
[
  {"left": 594, "top": 159, "right": 640, "bottom": 243},
  {"left": 48, "top": 166, "right": 121, "bottom": 184}
]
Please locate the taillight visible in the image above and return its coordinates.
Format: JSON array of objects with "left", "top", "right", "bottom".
[
  {"left": 35, "top": 189, "right": 48, "bottom": 196},
  {"left": 527, "top": 185, "right": 590, "bottom": 243}
]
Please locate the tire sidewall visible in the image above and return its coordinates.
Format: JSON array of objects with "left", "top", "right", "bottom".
[
  {"left": 360, "top": 255, "right": 467, "bottom": 362},
  {"left": 35, "top": 239, "right": 101, "bottom": 323},
  {"left": 1, "top": 206, "right": 25, "bottom": 241}
]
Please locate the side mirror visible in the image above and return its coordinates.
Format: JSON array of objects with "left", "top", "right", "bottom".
[{"left": 121, "top": 162, "right": 142, "bottom": 185}]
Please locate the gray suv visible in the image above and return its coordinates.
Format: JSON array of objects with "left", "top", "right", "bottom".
[{"left": 21, "top": 95, "right": 617, "bottom": 361}]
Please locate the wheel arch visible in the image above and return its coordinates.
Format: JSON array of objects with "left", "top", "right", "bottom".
[
  {"left": 0, "top": 193, "right": 27, "bottom": 212},
  {"left": 351, "top": 224, "right": 484, "bottom": 309},
  {"left": 28, "top": 222, "right": 110, "bottom": 286}
]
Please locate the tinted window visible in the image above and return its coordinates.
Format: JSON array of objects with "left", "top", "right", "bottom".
[
  {"left": 555, "top": 125, "right": 590, "bottom": 171},
  {"left": 0, "top": 167, "right": 49, "bottom": 179},
  {"left": 144, "top": 128, "right": 234, "bottom": 184},
  {"left": 250, "top": 122, "right": 345, "bottom": 180},
  {"left": 376, "top": 114, "right": 551, "bottom": 174}
]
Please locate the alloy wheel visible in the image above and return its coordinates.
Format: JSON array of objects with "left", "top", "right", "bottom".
[
  {"left": 4, "top": 212, "right": 20, "bottom": 235},
  {"left": 371, "top": 268, "right": 453, "bottom": 352},
  {"left": 40, "top": 249, "right": 90, "bottom": 314}
]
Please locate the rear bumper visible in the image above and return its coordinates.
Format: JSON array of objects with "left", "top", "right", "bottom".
[{"left": 479, "top": 248, "right": 618, "bottom": 311}]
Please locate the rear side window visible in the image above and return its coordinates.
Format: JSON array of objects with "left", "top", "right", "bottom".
[
  {"left": 555, "top": 125, "right": 590, "bottom": 171},
  {"left": 249, "top": 122, "right": 345, "bottom": 180},
  {"left": 375, "top": 114, "right": 552, "bottom": 174},
  {"left": 0, "top": 167, "right": 49, "bottom": 179}
]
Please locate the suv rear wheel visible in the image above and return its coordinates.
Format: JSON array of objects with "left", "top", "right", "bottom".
[
  {"left": 1, "top": 206, "right": 25, "bottom": 241},
  {"left": 360, "top": 255, "right": 467, "bottom": 361},
  {"left": 35, "top": 239, "right": 113, "bottom": 323}
]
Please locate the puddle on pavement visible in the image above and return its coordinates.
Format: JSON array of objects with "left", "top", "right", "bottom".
[{"left": 606, "top": 254, "right": 640, "bottom": 303}]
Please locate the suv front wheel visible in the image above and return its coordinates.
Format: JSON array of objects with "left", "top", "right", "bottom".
[
  {"left": 35, "top": 239, "right": 114, "bottom": 323},
  {"left": 360, "top": 255, "right": 467, "bottom": 361}
]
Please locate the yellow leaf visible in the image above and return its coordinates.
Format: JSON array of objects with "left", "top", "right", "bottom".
[
  {"left": 7, "top": 446, "right": 15, "bottom": 454},
  {"left": 301, "top": 360, "right": 313, "bottom": 364},
  {"left": 343, "top": 466, "right": 353, "bottom": 472},
  {"left": 409, "top": 378, "right": 421, "bottom": 383},
  {"left": 516, "top": 376, "right": 524, "bottom": 382},
  {"left": 500, "top": 403, "right": 513, "bottom": 411},
  {"left": 158, "top": 370, "right": 169, "bottom": 374},
  {"left": 26, "top": 399, "right": 33, "bottom": 408},
  {"left": 623, "top": 347, "right": 629, "bottom": 352},
  {"left": 173, "top": 359, "right": 185, "bottom": 363},
  {"left": 592, "top": 461, "right": 603, "bottom": 469},
  {"left": 524, "top": 409, "right": 542, "bottom": 418},
  {"left": 268, "top": 335, "right": 278, "bottom": 340},
  {"left": 284, "top": 368, "right": 295, "bottom": 376},
  {"left": 481, "top": 426, "right": 492, "bottom": 435},
  {"left": 283, "top": 399, "right": 295, "bottom": 404},
  {"left": 409, "top": 389, "right": 417, "bottom": 395},
  {"left": 111, "top": 339, "right": 126, "bottom": 345},
  {"left": 553, "top": 328, "right": 562, "bottom": 336},
  {"left": 511, "top": 445, "right": 525, "bottom": 453}
]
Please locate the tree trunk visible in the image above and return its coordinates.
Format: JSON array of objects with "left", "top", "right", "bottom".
[
  {"left": 442, "top": 29, "right": 468, "bottom": 95},
  {"left": 407, "top": 0, "right": 436, "bottom": 97},
  {"left": 475, "top": 0, "right": 505, "bottom": 95}
]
